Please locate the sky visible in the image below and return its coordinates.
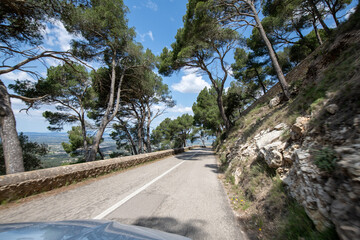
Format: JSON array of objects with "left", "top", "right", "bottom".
[{"left": 2, "top": 0, "right": 358, "bottom": 133}]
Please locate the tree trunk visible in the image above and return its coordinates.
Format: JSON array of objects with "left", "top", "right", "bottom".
[
  {"left": 250, "top": 3, "right": 290, "bottom": 100},
  {"left": 331, "top": 11, "right": 340, "bottom": 27},
  {"left": 146, "top": 110, "right": 152, "bottom": 153},
  {"left": 308, "top": 0, "right": 331, "bottom": 35},
  {"left": 87, "top": 125, "right": 106, "bottom": 161},
  {"left": 324, "top": 1, "right": 340, "bottom": 27},
  {"left": 0, "top": 81, "right": 24, "bottom": 174},
  {"left": 137, "top": 126, "right": 143, "bottom": 154},
  {"left": 183, "top": 133, "right": 187, "bottom": 147},
  {"left": 137, "top": 117, "right": 145, "bottom": 154},
  {"left": 80, "top": 117, "right": 89, "bottom": 160},
  {"left": 97, "top": 145, "right": 104, "bottom": 160},
  {"left": 216, "top": 91, "right": 231, "bottom": 131},
  {"left": 122, "top": 124, "right": 138, "bottom": 155},
  {"left": 254, "top": 68, "right": 267, "bottom": 94},
  {"left": 313, "top": 21, "right": 323, "bottom": 45},
  {"left": 86, "top": 54, "right": 124, "bottom": 162}
]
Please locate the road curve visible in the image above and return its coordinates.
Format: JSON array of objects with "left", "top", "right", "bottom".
[{"left": 0, "top": 148, "right": 247, "bottom": 239}]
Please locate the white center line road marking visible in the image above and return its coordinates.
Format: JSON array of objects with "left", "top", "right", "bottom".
[{"left": 93, "top": 152, "right": 198, "bottom": 220}]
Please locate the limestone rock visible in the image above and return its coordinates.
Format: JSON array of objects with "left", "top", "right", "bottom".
[
  {"left": 233, "top": 167, "right": 242, "bottom": 185},
  {"left": 269, "top": 95, "right": 281, "bottom": 108},
  {"left": 259, "top": 142, "right": 284, "bottom": 168},
  {"left": 335, "top": 142, "right": 360, "bottom": 181},
  {"left": 283, "top": 145, "right": 299, "bottom": 164},
  {"left": 274, "top": 123, "right": 288, "bottom": 131},
  {"left": 255, "top": 129, "right": 284, "bottom": 149},
  {"left": 291, "top": 116, "right": 310, "bottom": 140},
  {"left": 325, "top": 104, "right": 339, "bottom": 114},
  {"left": 255, "top": 126, "right": 289, "bottom": 169}
]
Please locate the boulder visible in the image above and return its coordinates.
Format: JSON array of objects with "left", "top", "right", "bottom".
[
  {"left": 325, "top": 104, "right": 339, "bottom": 114},
  {"left": 269, "top": 95, "right": 281, "bottom": 108},
  {"left": 233, "top": 167, "right": 242, "bottom": 185},
  {"left": 259, "top": 141, "right": 284, "bottom": 168},
  {"left": 291, "top": 116, "right": 310, "bottom": 140}
]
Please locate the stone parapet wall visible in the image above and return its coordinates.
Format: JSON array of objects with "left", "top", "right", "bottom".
[{"left": 0, "top": 146, "right": 197, "bottom": 203}]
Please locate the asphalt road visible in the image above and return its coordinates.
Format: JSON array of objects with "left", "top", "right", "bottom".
[{"left": 0, "top": 148, "right": 247, "bottom": 239}]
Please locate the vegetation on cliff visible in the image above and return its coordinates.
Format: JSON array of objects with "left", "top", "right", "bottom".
[{"left": 216, "top": 5, "right": 360, "bottom": 240}]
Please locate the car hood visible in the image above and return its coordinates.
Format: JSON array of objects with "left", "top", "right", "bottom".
[{"left": 0, "top": 220, "right": 191, "bottom": 240}]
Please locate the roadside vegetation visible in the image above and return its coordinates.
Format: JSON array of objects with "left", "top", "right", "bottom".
[
  {"left": 0, "top": 1, "right": 358, "bottom": 238},
  {"left": 215, "top": 5, "right": 359, "bottom": 240}
]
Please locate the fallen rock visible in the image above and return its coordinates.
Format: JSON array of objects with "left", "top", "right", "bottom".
[
  {"left": 259, "top": 141, "right": 284, "bottom": 168},
  {"left": 325, "top": 104, "right": 339, "bottom": 114},
  {"left": 233, "top": 167, "right": 242, "bottom": 185},
  {"left": 291, "top": 116, "right": 310, "bottom": 140},
  {"left": 269, "top": 95, "right": 281, "bottom": 108}
]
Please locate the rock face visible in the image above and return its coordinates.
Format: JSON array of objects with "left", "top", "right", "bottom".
[
  {"left": 223, "top": 114, "right": 360, "bottom": 239},
  {"left": 255, "top": 123, "right": 288, "bottom": 168}
]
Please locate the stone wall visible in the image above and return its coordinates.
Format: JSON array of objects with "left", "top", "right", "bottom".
[{"left": 0, "top": 146, "right": 196, "bottom": 203}]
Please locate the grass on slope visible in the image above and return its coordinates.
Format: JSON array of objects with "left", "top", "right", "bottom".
[{"left": 218, "top": 6, "right": 360, "bottom": 240}]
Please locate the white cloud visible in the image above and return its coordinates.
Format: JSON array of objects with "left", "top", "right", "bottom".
[
  {"left": 168, "top": 105, "right": 193, "bottom": 114},
  {"left": 138, "top": 31, "right": 154, "bottom": 42},
  {"left": 227, "top": 67, "right": 234, "bottom": 76},
  {"left": 148, "top": 31, "right": 154, "bottom": 41},
  {"left": 45, "top": 57, "right": 62, "bottom": 67},
  {"left": 1, "top": 71, "right": 35, "bottom": 82},
  {"left": 172, "top": 68, "right": 211, "bottom": 93},
  {"left": 345, "top": 7, "right": 356, "bottom": 20},
  {"left": 43, "top": 20, "right": 76, "bottom": 51},
  {"left": 145, "top": 0, "right": 158, "bottom": 11},
  {"left": 151, "top": 102, "right": 192, "bottom": 115}
]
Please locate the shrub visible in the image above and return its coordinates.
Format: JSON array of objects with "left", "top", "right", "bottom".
[
  {"left": 279, "top": 201, "right": 339, "bottom": 240},
  {"left": 314, "top": 147, "right": 337, "bottom": 172}
]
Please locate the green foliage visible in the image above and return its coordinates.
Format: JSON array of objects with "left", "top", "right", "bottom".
[
  {"left": 224, "top": 81, "right": 255, "bottom": 120},
  {"left": 289, "top": 29, "right": 328, "bottom": 64},
  {"left": 61, "top": 126, "right": 94, "bottom": 157},
  {"left": 112, "top": 57, "right": 174, "bottom": 155},
  {"left": 10, "top": 63, "right": 95, "bottom": 132},
  {"left": 0, "top": 133, "right": 48, "bottom": 175},
  {"left": 279, "top": 201, "right": 339, "bottom": 240},
  {"left": 68, "top": 0, "right": 135, "bottom": 63},
  {"left": 0, "top": 0, "right": 72, "bottom": 46},
  {"left": 152, "top": 114, "right": 195, "bottom": 149},
  {"left": 313, "top": 147, "right": 338, "bottom": 172},
  {"left": 158, "top": 0, "right": 238, "bottom": 131},
  {"left": 109, "top": 151, "right": 130, "bottom": 158},
  {"left": 192, "top": 87, "right": 222, "bottom": 134},
  {"left": 231, "top": 47, "right": 273, "bottom": 97}
]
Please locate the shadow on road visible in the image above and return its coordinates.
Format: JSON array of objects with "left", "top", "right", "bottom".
[
  {"left": 174, "top": 148, "right": 215, "bottom": 161},
  {"left": 204, "top": 164, "right": 219, "bottom": 173},
  {"left": 133, "top": 217, "right": 207, "bottom": 239}
]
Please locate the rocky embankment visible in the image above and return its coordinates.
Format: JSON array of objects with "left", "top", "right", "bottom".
[
  {"left": 218, "top": 13, "right": 360, "bottom": 240},
  {"left": 223, "top": 111, "right": 359, "bottom": 239}
]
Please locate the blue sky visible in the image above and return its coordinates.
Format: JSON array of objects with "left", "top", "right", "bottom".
[{"left": 2, "top": 0, "right": 358, "bottom": 133}]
